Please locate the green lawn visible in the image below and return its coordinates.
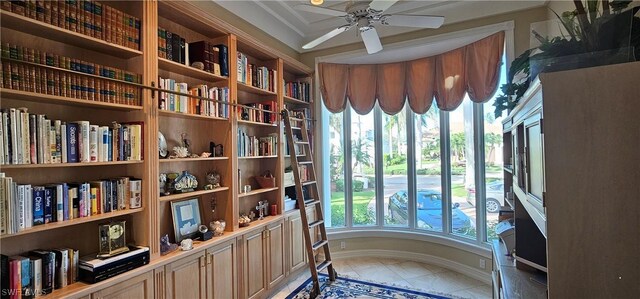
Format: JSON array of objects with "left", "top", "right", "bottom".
[{"left": 330, "top": 190, "right": 375, "bottom": 226}]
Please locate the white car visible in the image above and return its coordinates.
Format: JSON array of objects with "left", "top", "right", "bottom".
[{"left": 466, "top": 181, "right": 504, "bottom": 213}]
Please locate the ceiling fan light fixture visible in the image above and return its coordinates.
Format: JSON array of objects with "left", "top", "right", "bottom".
[{"left": 310, "top": 0, "right": 324, "bottom": 6}]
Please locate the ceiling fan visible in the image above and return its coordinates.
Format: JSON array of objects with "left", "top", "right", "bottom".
[{"left": 296, "top": 0, "right": 445, "bottom": 54}]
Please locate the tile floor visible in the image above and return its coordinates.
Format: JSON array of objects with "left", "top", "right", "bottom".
[{"left": 271, "top": 256, "right": 492, "bottom": 299}]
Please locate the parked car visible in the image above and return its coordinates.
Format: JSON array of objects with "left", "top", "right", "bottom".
[
  {"left": 388, "top": 189, "right": 472, "bottom": 232},
  {"left": 466, "top": 181, "right": 504, "bottom": 213}
]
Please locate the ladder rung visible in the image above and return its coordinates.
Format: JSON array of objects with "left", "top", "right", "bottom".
[
  {"left": 312, "top": 240, "right": 328, "bottom": 251},
  {"left": 302, "top": 181, "right": 316, "bottom": 186},
  {"left": 289, "top": 117, "right": 304, "bottom": 122},
  {"left": 316, "top": 260, "right": 332, "bottom": 272},
  {"left": 304, "top": 199, "right": 320, "bottom": 206},
  {"left": 295, "top": 141, "right": 309, "bottom": 145},
  {"left": 299, "top": 161, "right": 313, "bottom": 165},
  {"left": 308, "top": 219, "right": 324, "bottom": 229}
]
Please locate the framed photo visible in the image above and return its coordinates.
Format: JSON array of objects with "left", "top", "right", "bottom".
[{"left": 170, "top": 198, "right": 202, "bottom": 242}]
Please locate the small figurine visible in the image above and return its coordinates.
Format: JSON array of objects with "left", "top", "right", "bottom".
[
  {"left": 172, "top": 146, "right": 189, "bottom": 158},
  {"left": 180, "top": 238, "right": 193, "bottom": 251},
  {"left": 200, "top": 152, "right": 211, "bottom": 158},
  {"left": 204, "top": 171, "right": 221, "bottom": 190},
  {"left": 160, "top": 234, "right": 178, "bottom": 255},
  {"left": 174, "top": 171, "right": 198, "bottom": 193}
]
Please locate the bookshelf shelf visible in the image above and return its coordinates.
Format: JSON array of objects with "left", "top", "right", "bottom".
[
  {"left": 238, "top": 155, "right": 278, "bottom": 160},
  {"left": 0, "top": 208, "right": 144, "bottom": 240},
  {"left": 159, "top": 187, "right": 230, "bottom": 202},
  {"left": 158, "top": 58, "right": 228, "bottom": 82},
  {"left": 159, "top": 110, "right": 228, "bottom": 121},
  {"left": 238, "top": 187, "right": 279, "bottom": 198},
  {"left": 0, "top": 10, "right": 143, "bottom": 59},
  {"left": 159, "top": 157, "right": 229, "bottom": 163},
  {"left": 237, "top": 119, "right": 278, "bottom": 127},
  {"left": 237, "top": 82, "right": 277, "bottom": 96},
  {"left": 283, "top": 95, "right": 310, "bottom": 106},
  {"left": 0, "top": 160, "right": 143, "bottom": 169},
  {"left": 0, "top": 89, "right": 144, "bottom": 111}
]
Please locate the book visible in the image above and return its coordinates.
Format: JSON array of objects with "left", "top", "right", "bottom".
[
  {"left": 88, "top": 125, "right": 98, "bottom": 162},
  {"left": 66, "top": 123, "right": 78, "bottom": 163},
  {"left": 51, "top": 249, "right": 68, "bottom": 289},
  {"left": 28, "top": 251, "right": 53, "bottom": 295},
  {"left": 1, "top": 254, "right": 9, "bottom": 299},
  {"left": 31, "top": 186, "right": 44, "bottom": 226},
  {"left": 8, "top": 258, "right": 20, "bottom": 299},
  {"left": 129, "top": 179, "right": 141, "bottom": 209},
  {"left": 28, "top": 257, "right": 41, "bottom": 298},
  {"left": 43, "top": 187, "right": 53, "bottom": 224}
]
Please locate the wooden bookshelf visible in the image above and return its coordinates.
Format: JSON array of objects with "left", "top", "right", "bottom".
[
  {"left": 159, "top": 187, "right": 230, "bottom": 202},
  {"left": 0, "top": 208, "right": 144, "bottom": 239},
  {"left": 0, "top": 89, "right": 144, "bottom": 111},
  {"left": 0, "top": 10, "right": 143, "bottom": 59},
  {"left": 0, "top": 0, "right": 316, "bottom": 297},
  {"left": 158, "top": 109, "right": 228, "bottom": 121},
  {"left": 0, "top": 160, "right": 143, "bottom": 169},
  {"left": 238, "top": 187, "right": 279, "bottom": 198},
  {"left": 158, "top": 57, "right": 228, "bottom": 82}
]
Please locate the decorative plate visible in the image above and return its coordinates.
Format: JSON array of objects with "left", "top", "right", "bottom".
[{"left": 159, "top": 131, "right": 168, "bottom": 158}]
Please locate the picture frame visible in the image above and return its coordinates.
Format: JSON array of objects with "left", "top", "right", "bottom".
[{"left": 170, "top": 198, "right": 202, "bottom": 242}]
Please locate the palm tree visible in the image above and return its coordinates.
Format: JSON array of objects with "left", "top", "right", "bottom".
[
  {"left": 384, "top": 114, "right": 397, "bottom": 157},
  {"left": 450, "top": 132, "right": 466, "bottom": 161},
  {"left": 484, "top": 133, "right": 502, "bottom": 164},
  {"left": 351, "top": 138, "right": 371, "bottom": 173}
]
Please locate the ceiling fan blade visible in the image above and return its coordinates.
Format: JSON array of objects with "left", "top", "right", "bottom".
[
  {"left": 369, "top": 0, "right": 399, "bottom": 13},
  {"left": 382, "top": 15, "right": 445, "bottom": 28},
  {"left": 302, "top": 25, "right": 353, "bottom": 50},
  {"left": 294, "top": 4, "right": 346, "bottom": 17},
  {"left": 361, "top": 27, "right": 383, "bottom": 54}
]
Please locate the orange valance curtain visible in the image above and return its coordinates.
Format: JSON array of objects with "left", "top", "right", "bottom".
[{"left": 319, "top": 31, "right": 505, "bottom": 115}]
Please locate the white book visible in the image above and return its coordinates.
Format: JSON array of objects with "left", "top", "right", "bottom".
[
  {"left": 15, "top": 108, "right": 23, "bottom": 164},
  {"left": 30, "top": 257, "right": 42, "bottom": 298},
  {"left": 4, "top": 177, "right": 13, "bottom": 234},
  {"left": 2, "top": 112, "right": 9, "bottom": 164},
  {"left": 24, "top": 184, "right": 32, "bottom": 229},
  {"left": 54, "top": 120, "right": 61, "bottom": 164},
  {"left": 44, "top": 119, "right": 52, "bottom": 164},
  {"left": 72, "top": 121, "right": 90, "bottom": 162},
  {"left": 89, "top": 125, "right": 98, "bottom": 162},
  {"left": 20, "top": 109, "right": 30, "bottom": 165},
  {"left": 9, "top": 108, "right": 17, "bottom": 164},
  {"left": 56, "top": 184, "right": 64, "bottom": 222},
  {"left": 97, "top": 126, "right": 104, "bottom": 162},
  {"left": 61, "top": 123, "right": 67, "bottom": 164},
  {"left": 52, "top": 248, "right": 69, "bottom": 288},
  {"left": 17, "top": 184, "right": 25, "bottom": 231},
  {"left": 36, "top": 115, "right": 44, "bottom": 164},
  {"left": 179, "top": 82, "right": 188, "bottom": 113},
  {"left": 129, "top": 179, "right": 142, "bottom": 209}
]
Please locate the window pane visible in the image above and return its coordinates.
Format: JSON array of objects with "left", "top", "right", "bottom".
[
  {"left": 485, "top": 60, "right": 507, "bottom": 241},
  {"left": 328, "top": 112, "right": 345, "bottom": 227},
  {"left": 351, "top": 108, "right": 376, "bottom": 226},
  {"left": 449, "top": 98, "right": 475, "bottom": 238},
  {"left": 415, "top": 109, "right": 443, "bottom": 232},
  {"left": 383, "top": 108, "right": 408, "bottom": 227}
]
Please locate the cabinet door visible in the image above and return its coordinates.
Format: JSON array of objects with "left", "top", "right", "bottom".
[
  {"left": 288, "top": 214, "right": 306, "bottom": 273},
  {"left": 165, "top": 252, "right": 207, "bottom": 299},
  {"left": 524, "top": 113, "right": 545, "bottom": 212},
  {"left": 206, "top": 239, "right": 238, "bottom": 299},
  {"left": 92, "top": 271, "right": 153, "bottom": 299},
  {"left": 242, "top": 229, "right": 266, "bottom": 299},
  {"left": 267, "top": 220, "right": 285, "bottom": 289}
]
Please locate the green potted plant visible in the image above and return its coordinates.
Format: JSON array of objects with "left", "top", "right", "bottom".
[{"left": 493, "top": 0, "right": 640, "bottom": 118}]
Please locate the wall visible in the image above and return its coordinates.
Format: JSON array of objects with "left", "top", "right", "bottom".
[
  {"left": 299, "top": 6, "right": 549, "bottom": 67},
  {"left": 327, "top": 234, "right": 493, "bottom": 284},
  {"left": 186, "top": 0, "right": 300, "bottom": 60}
]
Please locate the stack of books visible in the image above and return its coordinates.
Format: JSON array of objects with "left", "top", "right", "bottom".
[
  {"left": 0, "top": 109, "right": 143, "bottom": 165},
  {"left": 1, "top": 248, "right": 80, "bottom": 297},
  {"left": 0, "top": 44, "right": 142, "bottom": 106},
  {"left": 237, "top": 101, "right": 278, "bottom": 124},
  {"left": 284, "top": 81, "right": 311, "bottom": 102},
  {"left": 236, "top": 52, "right": 277, "bottom": 92},
  {"left": 1, "top": 0, "right": 141, "bottom": 50},
  {"left": 158, "top": 78, "right": 229, "bottom": 118},
  {"left": 237, "top": 131, "right": 278, "bottom": 157},
  {"left": 0, "top": 174, "right": 142, "bottom": 235}
]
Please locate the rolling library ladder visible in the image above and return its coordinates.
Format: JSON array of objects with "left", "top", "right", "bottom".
[{"left": 282, "top": 109, "right": 337, "bottom": 298}]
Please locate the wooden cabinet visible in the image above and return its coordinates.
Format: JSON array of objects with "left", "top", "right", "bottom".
[
  {"left": 92, "top": 271, "right": 154, "bottom": 299},
  {"left": 165, "top": 252, "right": 207, "bottom": 299},
  {"left": 206, "top": 239, "right": 238, "bottom": 299},
  {"left": 287, "top": 212, "right": 306, "bottom": 273},
  {"left": 242, "top": 228, "right": 267, "bottom": 299},
  {"left": 499, "top": 62, "right": 640, "bottom": 298},
  {"left": 240, "top": 219, "right": 286, "bottom": 299},
  {"left": 266, "top": 221, "right": 286, "bottom": 288}
]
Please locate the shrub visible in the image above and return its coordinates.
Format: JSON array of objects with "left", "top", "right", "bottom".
[
  {"left": 335, "top": 179, "right": 345, "bottom": 192},
  {"left": 353, "top": 180, "right": 364, "bottom": 192}
]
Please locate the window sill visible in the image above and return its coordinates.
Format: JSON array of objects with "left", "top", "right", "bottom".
[{"left": 327, "top": 228, "right": 492, "bottom": 258}]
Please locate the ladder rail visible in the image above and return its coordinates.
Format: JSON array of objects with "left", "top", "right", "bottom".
[{"left": 281, "top": 109, "right": 336, "bottom": 298}]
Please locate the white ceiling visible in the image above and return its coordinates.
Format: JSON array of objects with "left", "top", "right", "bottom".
[{"left": 214, "top": 0, "right": 546, "bottom": 52}]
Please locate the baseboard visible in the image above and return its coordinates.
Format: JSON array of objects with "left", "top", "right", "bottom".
[{"left": 330, "top": 249, "right": 491, "bottom": 285}]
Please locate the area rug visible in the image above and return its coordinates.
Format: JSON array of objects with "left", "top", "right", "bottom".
[{"left": 285, "top": 273, "right": 456, "bottom": 299}]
